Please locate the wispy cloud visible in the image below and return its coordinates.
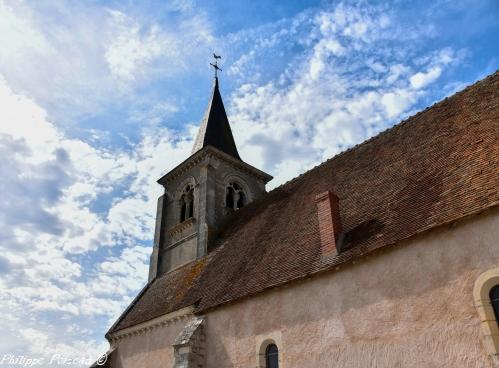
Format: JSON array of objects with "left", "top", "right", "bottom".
[
  {"left": 0, "top": 1, "right": 215, "bottom": 123},
  {"left": 105, "top": 8, "right": 214, "bottom": 84},
  {"left": 0, "top": 75, "right": 192, "bottom": 363},
  {"left": 228, "top": 3, "right": 463, "bottom": 186}
]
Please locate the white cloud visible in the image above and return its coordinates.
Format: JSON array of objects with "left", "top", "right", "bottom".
[
  {"left": 410, "top": 66, "right": 442, "bottom": 89},
  {"left": 104, "top": 8, "right": 216, "bottom": 84},
  {"left": 105, "top": 11, "right": 171, "bottom": 82},
  {"left": 0, "top": 72, "right": 192, "bottom": 258},
  {"left": 0, "top": 1, "right": 116, "bottom": 118},
  {"left": 381, "top": 89, "right": 419, "bottom": 118},
  {"left": 0, "top": 76, "right": 59, "bottom": 157},
  {"left": 228, "top": 3, "right": 460, "bottom": 187},
  {"left": 409, "top": 48, "right": 459, "bottom": 90},
  {"left": 0, "top": 74, "right": 194, "bottom": 365},
  {"left": 0, "top": 1, "right": 215, "bottom": 121}
]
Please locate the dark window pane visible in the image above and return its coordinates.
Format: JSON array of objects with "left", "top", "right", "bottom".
[
  {"left": 265, "top": 344, "right": 278, "bottom": 368},
  {"left": 226, "top": 187, "right": 234, "bottom": 209},
  {"left": 237, "top": 192, "right": 246, "bottom": 209},
  {"left": 180, "top": 202, "right": 186, "bottom": 222},
  {"left": 490, "top": 285, "right": 499, "bottom": 326},
  {"left": 188, "top": 199, "right": 194, "bottom": 218}
]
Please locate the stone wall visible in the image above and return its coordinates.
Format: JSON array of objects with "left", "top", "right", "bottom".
[
  {"left": 204, "top": 207, "right": 499, "bottom": 368},
  {"left": 153, "top": 151, "right": 268, "bottom": 276},
  {"left": 173, "top": 316, "right": 206, "bottom": 368}
]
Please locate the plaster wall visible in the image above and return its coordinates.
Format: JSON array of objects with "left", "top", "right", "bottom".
[
  {"left": 111, "top": 318, "right": 186, "bottom": 368},
  {"left": 204, "top": 207, "right": 499, "bottom": 368}
]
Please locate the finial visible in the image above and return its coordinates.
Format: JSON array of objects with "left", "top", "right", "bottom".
[{"left": 210, "top": 53, "right": 222, "bottom": 79}]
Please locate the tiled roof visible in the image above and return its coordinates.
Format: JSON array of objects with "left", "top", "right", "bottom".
[
  {"left": 108, "top": 257, "right": 208, "bottom": 333},
  {"left": 109, "top": 71, "right": 499, "bottom": 334}
]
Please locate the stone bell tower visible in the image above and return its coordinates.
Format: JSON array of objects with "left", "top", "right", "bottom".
[{"left": 148, "top": 75, "right": 272, "bottom": 280}]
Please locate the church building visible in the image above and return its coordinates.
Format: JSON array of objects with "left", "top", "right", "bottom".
[{"left": 95, "top": 70, "right": 499, "bottom": 367}]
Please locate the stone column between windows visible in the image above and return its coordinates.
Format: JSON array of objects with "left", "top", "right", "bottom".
[{"left": 197, "top": 163, "right": 216, "bottom": 258}]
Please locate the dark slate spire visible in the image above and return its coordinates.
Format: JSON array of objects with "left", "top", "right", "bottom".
[{"left": 191, "top": 77, "right": 241, "bottom": 160}]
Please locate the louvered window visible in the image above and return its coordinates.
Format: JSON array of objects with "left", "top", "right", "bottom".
[
  {"left": 180, "top": 185, "right": 194, "bottom": 222},
  {"left": 226, "top": 182, "right": 246, "bottom": 210}
]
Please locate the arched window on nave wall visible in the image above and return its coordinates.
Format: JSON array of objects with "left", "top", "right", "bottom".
[
  {"left": 490, "top": 284, "right": 499, "bottom": 326},
  {"left": 265, "top": 344, "right": 278, "bottom": 368}
]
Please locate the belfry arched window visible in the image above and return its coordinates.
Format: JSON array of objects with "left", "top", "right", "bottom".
[
  {"left": 491, "top": 284, "right": 499, "bottom": 326},
  {"left": 226, "top": 182, "right": 246, "bottom": 210},
  {"left": 265, "top": 344, "right": 278, "bottom": 368},
  {"left": 180, "top": 185, "right": 194, "bottom": 222}
]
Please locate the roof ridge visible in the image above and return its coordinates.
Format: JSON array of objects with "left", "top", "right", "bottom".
[{"left": 264, "top": 70, "right": 499, "bottom": 194}]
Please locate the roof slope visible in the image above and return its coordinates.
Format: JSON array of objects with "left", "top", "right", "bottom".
[
  {"left": 191, "top": 77, "right": 241, "bottom": 160},
  {"left": 109, "top": 257, "right": 208, "bottom": 333},
  {"left": 109, "top": 71, "right": 499, "bottom": 334}
]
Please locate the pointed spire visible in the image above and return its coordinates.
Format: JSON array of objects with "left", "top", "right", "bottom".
[{"left": 191, "top": 77, "right": 241, "bottom": 160}]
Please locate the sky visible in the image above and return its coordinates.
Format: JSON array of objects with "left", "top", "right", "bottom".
[{"left": 0, "top": 0, "right": 498, "bottom": 366}]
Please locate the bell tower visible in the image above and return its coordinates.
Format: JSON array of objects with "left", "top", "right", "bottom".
[{"left": 148, "top": 71, "right": 272, "bottom": 280}]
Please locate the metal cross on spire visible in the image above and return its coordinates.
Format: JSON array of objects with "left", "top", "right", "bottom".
[{"left": 210, "top": 53, "right": 222, "bottom": 78}]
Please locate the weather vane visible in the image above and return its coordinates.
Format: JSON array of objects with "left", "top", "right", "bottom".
[{"left": 210, "top": 53, "right": 222, "bottom": 78}]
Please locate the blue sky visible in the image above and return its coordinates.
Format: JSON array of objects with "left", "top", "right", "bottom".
[{"left": 0, "top": 0, "right": 498, "bottom": 365}]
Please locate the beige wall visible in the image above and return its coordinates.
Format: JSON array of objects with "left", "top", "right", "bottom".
[
  {"left": 110, "top": 207, "right": 499, "bottom": 368},
  {"left": 111, "top": 317, "right": 186, "bottom": 368},
  {"left": 205, "top": 207, "right": 499, "bottom": 368}
]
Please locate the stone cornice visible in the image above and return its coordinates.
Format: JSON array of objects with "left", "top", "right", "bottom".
[
  {"left": 107, "top": 306, "right": 195, "bottom": 344},
  {"left": 168, "top": 217, "right": 196, "bottom": 237},
  {"left": 157, "top": 146, "right": 273, "bottom": 185}
]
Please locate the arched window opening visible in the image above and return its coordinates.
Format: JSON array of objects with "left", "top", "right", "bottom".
[
  {"left": 237, "top": 191, "right": 246, "bottom": 209},
  {"left": 226, "top": 186, "right": 234, "bottom": 210},
  {"left": 180, "top": 202, "right": 187, "bottom": 222},
  {"left": 188, "top": 200, "right": 194, "bottom": 218},
  {"left": 490, "top": 284, "right": 499, "bottom": 326},
  {"left": 265, "top": 344, "right": 278, "bottom": 368},
  {"left": 180, "top": 185, "right": 194, "bottom": 222},
  {"left": 226, "top": 182, "right": 246, "bottom": 210}
]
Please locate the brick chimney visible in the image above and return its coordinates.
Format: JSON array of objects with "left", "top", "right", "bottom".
[{"left": 315, "top": 191, "right": 342, "bottom": 257}]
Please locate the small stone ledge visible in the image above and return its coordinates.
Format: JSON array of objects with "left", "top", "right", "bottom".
[{"left": 168, "top": 218, "right": 196, "bottom": 237}]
